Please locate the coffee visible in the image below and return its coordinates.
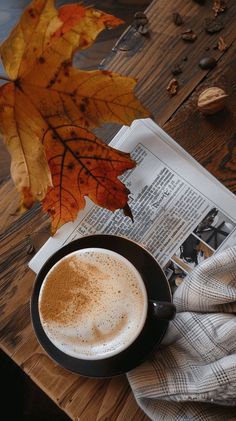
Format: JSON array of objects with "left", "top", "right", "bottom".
[{"left": 38, "top": 248, "right": 147, "bottom": 359}]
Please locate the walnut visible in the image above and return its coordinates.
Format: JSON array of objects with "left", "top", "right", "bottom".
[{"left": 197, "top": 87, "right": 228, "bottom": 115}]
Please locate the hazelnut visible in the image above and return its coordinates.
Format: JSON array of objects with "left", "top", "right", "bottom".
[{"left": 197, "top": 87, "right": 228, "bottom": 115}]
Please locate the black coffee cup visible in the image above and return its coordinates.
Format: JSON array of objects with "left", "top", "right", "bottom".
[{"left": 31, "top": 234, "right": 176, "bottom": 378}]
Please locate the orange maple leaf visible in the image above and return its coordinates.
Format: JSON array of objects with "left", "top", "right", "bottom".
[
  {"left": 0, "top": 0, "right": 150, "bottom": 232},
  {"left": 42, "top": 125, "right": 135, "bottom": 233}
]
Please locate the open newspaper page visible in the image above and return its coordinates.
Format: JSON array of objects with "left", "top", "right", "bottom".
[{"left": 29, "top": 119, "right": 236, "bottom": 291}]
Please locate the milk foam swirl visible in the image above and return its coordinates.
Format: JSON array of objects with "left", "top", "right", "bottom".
[{"left": 39, "top": 248, "right": 147, "bottom": 359}]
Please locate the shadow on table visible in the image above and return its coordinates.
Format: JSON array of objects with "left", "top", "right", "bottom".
[{"left": 1, "top": 349, "right": 70, "bottom": 421}]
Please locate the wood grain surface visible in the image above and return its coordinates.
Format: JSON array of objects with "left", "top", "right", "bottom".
[
  {"left": 164, "top": 41, "right": 236, "bottom": 193},
  {"left": 0, "top": 0, "right": 235, "bottom": 420}
]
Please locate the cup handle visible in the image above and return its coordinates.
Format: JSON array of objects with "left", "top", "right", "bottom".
[{"left": 149, "top": 300, "right": 176, "bottom": 321}]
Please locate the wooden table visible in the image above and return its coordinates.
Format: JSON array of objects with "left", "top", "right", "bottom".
[{"left": 0, "top": 1, "right": 235, "bottom": 420}]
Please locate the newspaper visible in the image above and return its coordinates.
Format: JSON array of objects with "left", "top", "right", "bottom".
[{"left": 29, "top": 119, "right": 236, "bottom": 291}]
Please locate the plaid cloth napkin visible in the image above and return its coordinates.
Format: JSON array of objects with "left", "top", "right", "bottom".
[{"left": 128, "top": 246, "right": 236, "bottom": 421}]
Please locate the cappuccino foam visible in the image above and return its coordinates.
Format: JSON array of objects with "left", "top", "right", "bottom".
[{"left": 38, "top": 248, "right": 147, "bottom": 359}]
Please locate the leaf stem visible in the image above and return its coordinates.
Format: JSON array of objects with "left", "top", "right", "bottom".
[{"left": 0, "top": 74, "right": 12, "bottom": 82}]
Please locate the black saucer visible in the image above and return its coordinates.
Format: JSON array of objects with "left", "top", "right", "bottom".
[{"left": 31, "top": 235, "right": 172, "bottom": 378}]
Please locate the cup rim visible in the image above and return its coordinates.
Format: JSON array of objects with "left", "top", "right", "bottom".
[{"left": 38, "top": 247, "right": 149, "bottom": 360}]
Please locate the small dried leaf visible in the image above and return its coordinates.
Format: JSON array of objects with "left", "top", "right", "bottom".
[
  {"left": 212, "top": 0, "right": 227, "bottom": 17},
  {"left": 167, "top": 78, "right": 179, "bottom": 96},
  {"left": 218, "top": 36, "right": 227, "bottom": 51}
]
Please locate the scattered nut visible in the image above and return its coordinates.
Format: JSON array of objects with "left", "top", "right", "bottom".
[
  {"left": 171, "top": 64, "right": 183, "bottom": 76},
  {"left": 167, "top": 78, "right": 179, "bottom": 96},
  {"left": 199, "top": 56, "right": 217, "bottom": 70},
  {"left": 197, "top": 87, "right": 228, "bottom": 114},
  {"left": 173, "top": 12, "right": 183, "bottom": 26},
  {"left": 181, "top": 29, "right": 197, "bottom": 42},
  {"left": 204, "top": 17, "right": 224, "bottom": 34}
]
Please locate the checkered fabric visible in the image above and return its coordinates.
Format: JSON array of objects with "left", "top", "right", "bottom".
[{"left": 128, "top": 246, "right": 236, "bottom": 420}]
